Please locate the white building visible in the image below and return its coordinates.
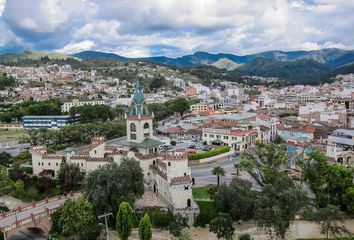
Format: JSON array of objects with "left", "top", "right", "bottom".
[
  {"left": 61, "top": 99, "right": 107, "bottom": 112},
  {"left": 326, "top": 129, "right": 354, "bottom": 167}
]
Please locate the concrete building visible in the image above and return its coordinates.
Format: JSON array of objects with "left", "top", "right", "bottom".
[
  {"left": 22, "top": 115, "right": 75, "bottom": 130},
  {"left": 326, "top": 129, "right": 354, "bottom": 167},
  {"left": 202, "top": 127, "right": 258, "bottom": 151},
  {"left": 61, "top": 99, "right": 106, "bottom": 113}
]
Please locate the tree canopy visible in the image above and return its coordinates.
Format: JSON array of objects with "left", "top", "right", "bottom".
[
  {"left": 116, "top": 201, "right": 134, "bottom": 240},
  {"left": 85, "top": 159, "right": 144, "bottom": 215}
]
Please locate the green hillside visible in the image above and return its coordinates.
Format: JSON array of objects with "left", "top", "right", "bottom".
[
  {"left": 210, "top": 58, "right": 242, "bottom": 70},
  {"left": 0, "top": 50, "right": 76, "bottom": 62},
  {"left": 234, "top": 57, "right": 331, "bottom": 85}
]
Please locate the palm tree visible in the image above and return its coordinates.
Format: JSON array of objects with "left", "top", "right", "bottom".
[{"left": 212, "top": 166, "right": 225, "bottom": 188}]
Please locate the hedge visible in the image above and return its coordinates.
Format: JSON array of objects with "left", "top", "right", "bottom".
[{"left": 188, "top": 146, "right": 231, "bottom": 160}]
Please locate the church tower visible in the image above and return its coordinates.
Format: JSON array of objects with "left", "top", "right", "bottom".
[{"left": 126, "top": 81, "right": 154, "bottom": 143}]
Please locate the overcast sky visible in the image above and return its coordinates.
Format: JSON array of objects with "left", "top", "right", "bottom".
[{"left": 0, "top": 0, "right": 353, "bottom": 57}]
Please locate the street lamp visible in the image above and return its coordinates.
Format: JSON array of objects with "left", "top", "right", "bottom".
[{"left": 98, "top": 212, "right": 113, "bottom": 240}]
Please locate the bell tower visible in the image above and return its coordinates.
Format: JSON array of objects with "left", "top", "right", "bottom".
[{"left": 126, "top": 81, "right": 154, "bottom": 143}]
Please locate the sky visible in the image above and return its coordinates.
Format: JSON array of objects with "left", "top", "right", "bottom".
[{"left": 0, "top": 0, "right": 354, "bottom": 58}]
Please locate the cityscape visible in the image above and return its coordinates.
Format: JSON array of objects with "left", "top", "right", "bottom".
[{"left": 0, "top": 0, "right": 354, "bottom": 240}]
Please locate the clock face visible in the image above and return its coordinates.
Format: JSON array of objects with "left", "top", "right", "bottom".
[{"left": 130, "top": 123, "right": 136, "bottom": 132}]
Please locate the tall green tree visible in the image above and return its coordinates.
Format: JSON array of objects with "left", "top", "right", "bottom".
[
  {"left": 52, "top": 197, "right": 98, "bottom": 240},
  {"left": 212, "top": 166, "right": 225, "bottom": 188},
  {"left": 139, "top": 213, "right": 152, "bottom": 240},
  {"left": 0, "top": 166, "right": 14, "bottom": 195},
  {"left": 240, "top": 142, "right": 288, "bottom": 187},
  {"left": 116, "top": 201, "right": 134, "bottom": 240},
  {"left": 0, "top": 152, "right": 12, "bottom": 167},
  {"left": 85, "top": 159, "right": 144, "bottom": 215},
  {"left": 255, "top": 175, "right": 308, "bottom": 240},
  {"left": 315, "top": 205, "right": 351, "bottom": 239},
  {"left": 209, "top": 216, "right": 235, "bottom": 240},
  {"left": 57, "top": 162, "right": 85, "bottom": 192},
  {"left": 214, "top": 178, "right": 256, "bottom": 221}
]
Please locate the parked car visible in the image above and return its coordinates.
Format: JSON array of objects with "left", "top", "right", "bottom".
[
  {"left": 202, "top": 146, "right": 212, "bottom": 151},
  {"left": 187, "top": 144, "right": 196, "bottom": 149},
  {"left": 232, "top": 152, "right": 240, "bottom": 157},
  {"left": 187, "top": 149, "right": 197, "bottom": 154},
  {"left": 195, "top": 146, "right": 202, "bottom": 150}
]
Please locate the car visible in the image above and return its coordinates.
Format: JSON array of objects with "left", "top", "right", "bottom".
[
  {"left": 164, "top": 144, "right": 173, "bottom": 149},
  {"left": 195, "top": 146, "right": 202, "bottom": 150},
  {"left": 187, "top": 149, "right": 197, "bottom": 154},
  {"left": 232, "top": 152, "right": 240, "bottom": 157},
  {"left": 202, "top": 146, "right": 212, "bottom": 151},
  {"left": 187, "top": 144, "right": 196, "bottom": 149}
]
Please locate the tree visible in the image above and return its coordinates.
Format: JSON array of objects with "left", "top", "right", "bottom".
[
  {"left": 273, "top": 135, "right": 285, "bottom": 144},
  {"left": 52, "top": 197, "right": 98, "bottom": 239},
  {"left": 255, "top": 175, "right": 308, "bottom": 240},
  {"left": 209, "top": 216, "right": 235, "bottom": 240},
  {"left": 240, "top": 142, "right": 289, "bottom": 187},
  {"left": 169, "top": 214, "right": 189, "bottom": 237},
  {"left": 85, "top": 159, "right": 144, "bottom": 214},
  {"left": 116, "top": 201, "right": 133, "bottom": 240},
  {"left": 0, "top": 166, "right": 14, "bottom": 195},
  {"left": 343, "top": 186, "right": 354, "bottom": 216},
  {"left": 57, "top": 162, "right": 85, "bottom": 192},
  {"left": 12, "top": 179, "right": 25, "bottom": 199},
  {"left": 304, "top": 151, "right": 354, "bottom": 209},
  {"left": 212, "top": 166, "right": 225, "bottom": 188},
  {"left": 214, "top": 178, "right": 256, "bottom": 221},
  {"left": 315, "top": 205, "right": 351, "bottom": 239},
  {"left": 0, "top": 152, "right": 12, "bottom": 167},
  {"left": 139, "top": 213, "right": 152, "bottom": 240},
  {"left": 11, "top": 150, "right": 31, "bottom": 165}
]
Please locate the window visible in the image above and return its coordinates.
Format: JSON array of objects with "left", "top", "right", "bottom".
[
  {"left": 216, "top": 135, "right": 221, "bottom": 139},
  {"left": 223, "top": 136, "right": 229, "bottom": 140},
  {"left": 144, "top": 123, "right": 149, "bottom": 129},
  {"left": 204, "top": 134, "right": 207, "bottom": 137},
  {"left": 130, "top": 123, "right": 136, "bottom": 132},
  {"left": 56, "top": 163, "right": 59, "bottom": 166},
  {"left": 42, "top": 162, "right": 44, "bottom": 166},
  {"left": 210, "top": 134, "right": 214, "bottom": 138},
  {"left": 168, "top": 162, "right": 171, "bottom": 167},
  {"left": 48, "top": 162, "right": 51, "bottom": 166},
  {"left": 184, "top": 172, "right": 187, "bottom": 176},
  {"left": 131, "top": 133, "right": 136, "bottom": 140},
  {"left": 38, "top": 162, "right": 40, "bottom": 166},
  {"left": 94, "top": 150, "right": 97, "bottom": 154},
  {"left": 81, "top": 163, "right": 83, "bottom": 167},
  {"left": 184, "top": 186, "right": 189, "bottom": 190}
]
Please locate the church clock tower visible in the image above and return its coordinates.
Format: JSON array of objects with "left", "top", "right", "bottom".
[{"left": 126, "top": 81, "right": 154, "bottom": 143}]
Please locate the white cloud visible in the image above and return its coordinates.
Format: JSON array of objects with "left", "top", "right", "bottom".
[
  {"left": 0, "top": 0, "right": 354, "bottom": 56},
  {"left": 59, "top": 40, "right": 95, "bottom": 53},
  {"left": 0, "top": 0, "right": 5, "bottom": 17}
]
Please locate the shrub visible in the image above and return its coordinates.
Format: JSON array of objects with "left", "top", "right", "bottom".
[
  {"left": 170, "top": 140, "right": 176, "bottom": 146},
  {"left": 134, "top": 209, "right": 172, "bottom": 229},
  {"left": 21, "top": 167, "right": 33, "bottom": 175},
  {"left": 194, "top": 201, "right": 218, "bottom": 227},
  {"left": 26, "top": 187, "right": 39, "bottom": 200},
  {"left": 239, "top": 233, "right": 253, "bottom": 240},
  {"left": 188, "top": 146, "right": 231, "bottom": 160}
]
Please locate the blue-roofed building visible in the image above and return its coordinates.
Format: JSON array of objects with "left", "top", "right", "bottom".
[
  {"left": 22, "top": 115, "right": 77, "bottom": 130},
  {"left": 326, "top": 128, "right": 354, "bottom": 167}
]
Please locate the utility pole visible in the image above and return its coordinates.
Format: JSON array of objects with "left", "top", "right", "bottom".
[{"left": 98, "top": 212, "right": 113, "bottom": 240}]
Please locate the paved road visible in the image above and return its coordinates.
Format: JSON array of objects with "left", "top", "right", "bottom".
[
  {"left": 0, "top": 196, "right": 75, "bottom": 229},
  {"left": 190, "top": 156, "right": 261, "bottom": 189}
]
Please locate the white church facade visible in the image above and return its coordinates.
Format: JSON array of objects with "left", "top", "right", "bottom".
[{"left": 30, "top": 82, "right": 199, "bottom": 224}]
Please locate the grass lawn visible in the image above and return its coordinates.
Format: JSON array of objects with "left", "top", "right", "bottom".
[
  {"left": 192, "top": 184, "right": 215, "bottom": 199},
  {"left": 0, "top": 129, "right": 28, "bottom": 142}
]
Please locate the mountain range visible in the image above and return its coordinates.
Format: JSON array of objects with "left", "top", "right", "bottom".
[{"left": 1, "top": 48, "right": 354, "bottom": 84}]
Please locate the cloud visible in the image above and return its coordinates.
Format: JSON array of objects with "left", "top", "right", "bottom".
[
  {"left": 0, "top": 0, "right": 353, "bottom": 57},
  {"left": 0, "top": 0, "right": 5, "bottom": 17},
  {"left": 59, "top": 40, "right": 95, "bottom": 53}
]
